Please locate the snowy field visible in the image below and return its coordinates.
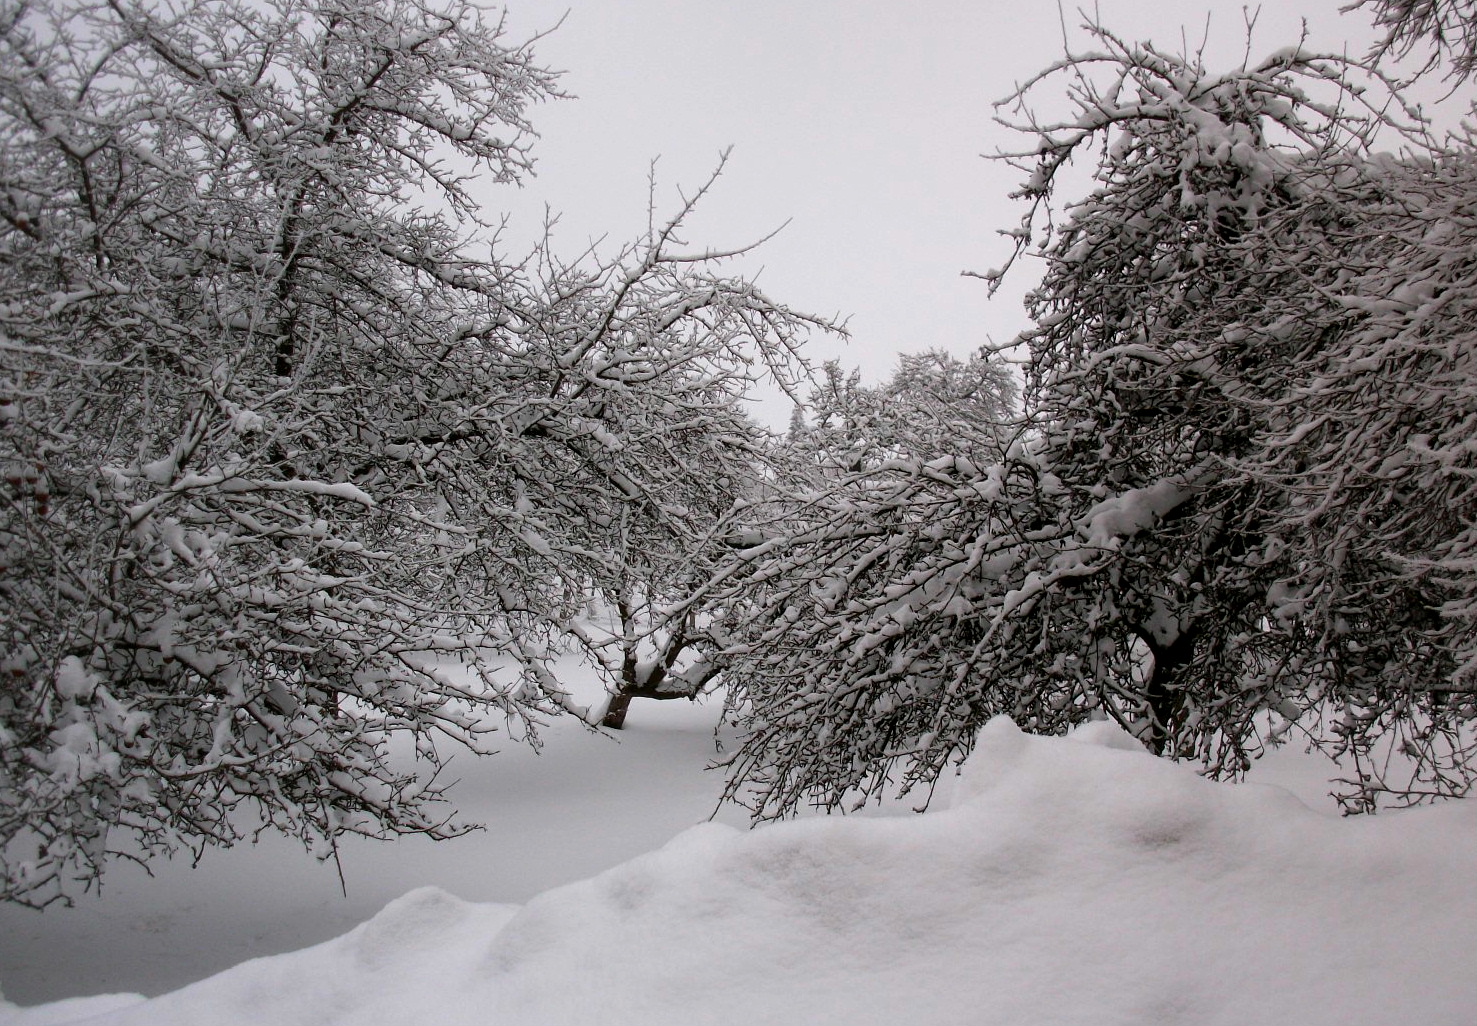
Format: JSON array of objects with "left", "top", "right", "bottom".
[
  {"left": 1, "top": 666, "right": 1474, "bottom": 1025},
  {"left": 0, "top": 660, "right": 750, "bottom": 1005}
]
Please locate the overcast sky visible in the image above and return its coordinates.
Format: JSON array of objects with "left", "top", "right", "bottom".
[{"left": 482, "top": 1, "right": 1467, "bottom": 423}]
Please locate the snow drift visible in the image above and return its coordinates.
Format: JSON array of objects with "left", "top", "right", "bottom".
[{"left": 5, "top": 717, "right": 1474, "bottom": 1026}]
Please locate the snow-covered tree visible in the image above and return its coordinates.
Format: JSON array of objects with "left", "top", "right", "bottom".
[
  {"left": 982, "top": 28, "right": 1477, "bottom": 809},
  {"left": 506, "top": 180, "right": 823, "bottom": 732},
  {"left": 790, "top": 348, "right": 1016, "bottom": 473},
  {"left": 1236, "top": 144, "right": 1477, "bottom": 808},
  {"left": 0, "top": 0, "right": 822, "bottom": 906},
  {"left": 712, "top": 20, "right": 1477, "bottom": 818},
  {"left": 697, "top": 352, "right": 1021, "bottom": 817}
]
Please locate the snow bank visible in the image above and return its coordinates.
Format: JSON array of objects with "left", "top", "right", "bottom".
[{"left": 6, "top": 717, "right": 1474, "bottom": 1026}]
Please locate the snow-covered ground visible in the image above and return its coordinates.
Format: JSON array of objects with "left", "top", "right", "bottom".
[
  {"left": 2, "top": 668, "right": 1473, "bottom": 1025},
  {"left": 0, "top": 662, "right": 746, "bottom": 1005}
]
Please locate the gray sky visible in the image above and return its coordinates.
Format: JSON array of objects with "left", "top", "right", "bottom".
[{"left": 483, "top": 1, "right": 1465, "bottom": 422}]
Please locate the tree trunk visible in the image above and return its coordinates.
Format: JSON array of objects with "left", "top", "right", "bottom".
[
  {"left": 1144, "top": 631, "right": 1196, "bottom": 756},
  {"left": 601, "top": 690, "right": 634, "bottom": 730}
]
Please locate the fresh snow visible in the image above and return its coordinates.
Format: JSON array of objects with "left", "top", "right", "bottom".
[{"left": 3, "top": 711, "right": 1472, "bottom": 1026}]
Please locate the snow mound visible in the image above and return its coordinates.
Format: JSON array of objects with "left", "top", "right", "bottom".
[{"left": 8, "top": 717, "right": 1474, "bottom": 1026}]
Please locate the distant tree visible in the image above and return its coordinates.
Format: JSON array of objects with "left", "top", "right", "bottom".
[
  {"left": 883, "top": 349, "right": 1018, "bottom": 454},
  {"left": 0, "top": 0, "right": 823, "bottom": 905},
  {"left": 793, "top": 348, "right": 1016, "bottom": 472},
  {"left": 522, "top": 218, "right": 810, "bottom": 731},
  {"left": 710, "top": 20, "right": 1477, "bottom": 818}
]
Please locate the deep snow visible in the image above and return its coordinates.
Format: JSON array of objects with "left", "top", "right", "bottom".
[{"left": 3, "top": 714, "right": 1473, "bottom": 1026}]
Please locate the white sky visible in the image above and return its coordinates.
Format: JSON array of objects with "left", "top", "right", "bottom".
[{"left": 482, "top": 1, "right": 1467, "bottom": 423}]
